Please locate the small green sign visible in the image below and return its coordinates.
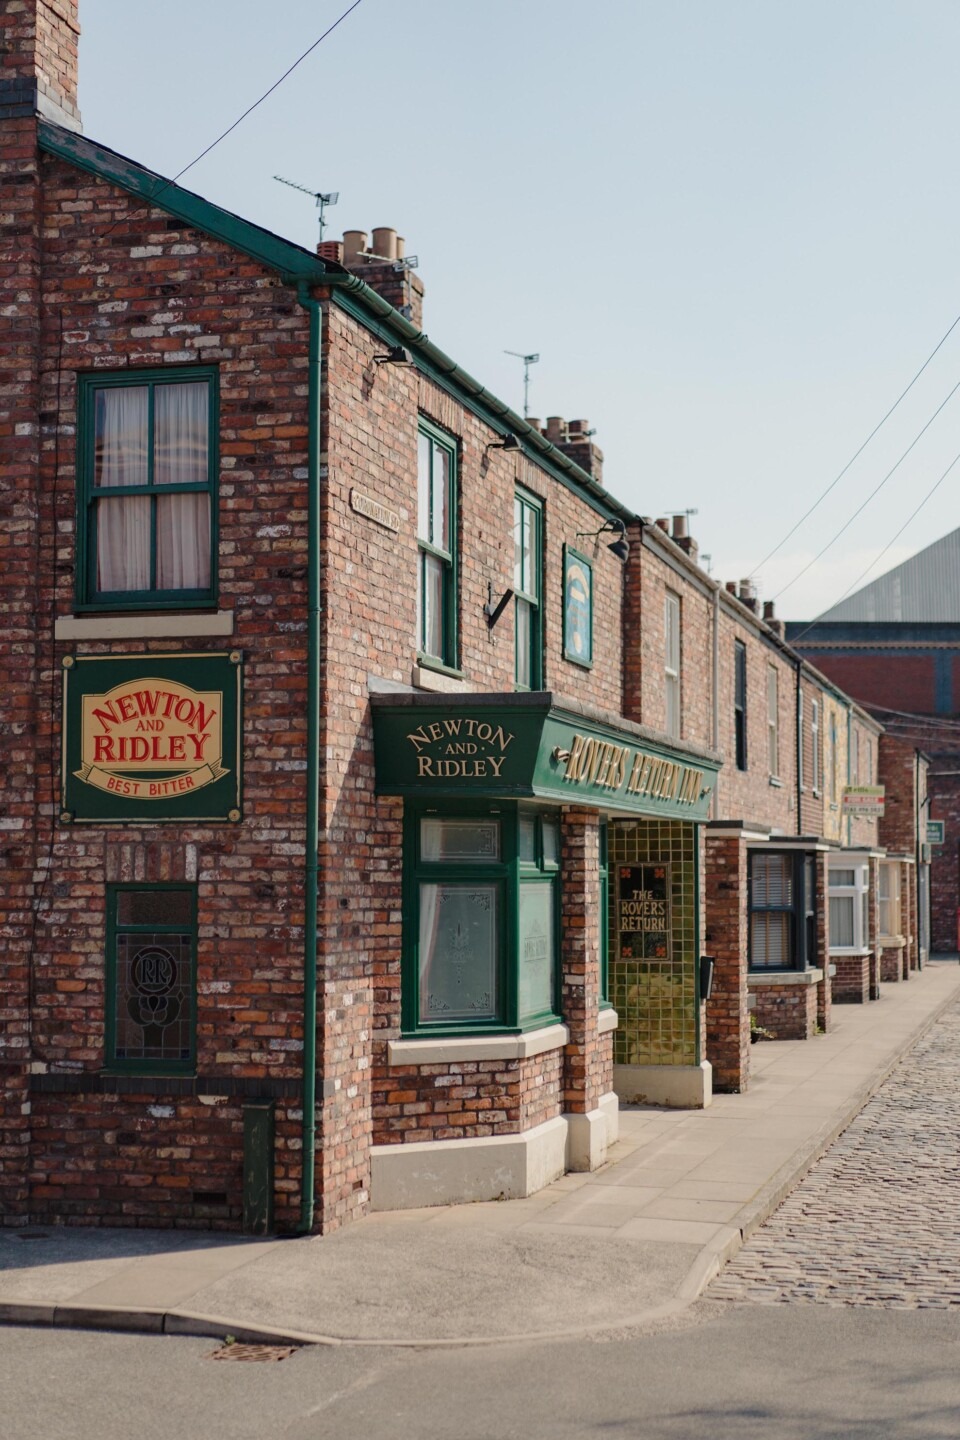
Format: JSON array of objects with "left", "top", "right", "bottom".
[
  {"left": 927, "top": 819, "right": 945, "bottom": 845},
  {"left": 62, "top": 651, "right": 243, "bottom": 824}
]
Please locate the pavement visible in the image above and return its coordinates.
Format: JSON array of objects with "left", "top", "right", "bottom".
[{"left": 3, "top": 959, "right": 960, "bottom": 1350}]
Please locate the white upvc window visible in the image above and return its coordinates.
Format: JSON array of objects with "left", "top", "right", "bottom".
[
  {"left": 828, "top": 859, "right": 870, "bottom": 952},
  {"left": 811, "top": 700, "right": 821, "bottom": 793},
  {"left": 664, "top": 591, "right": 680, "bottom": 738},
  {"left": 878, "top": 861, "right": 902, "bottom": 941},
  {"left": 767, "top": 666, "right": 779, "bottom": 778}
]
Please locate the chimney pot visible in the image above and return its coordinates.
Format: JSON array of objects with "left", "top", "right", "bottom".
[
  {"left": 526, "top": 417, "right": 542, "bottom": 433},
  {"left": 396, "top": 235, "right": 405, "bottom": 259},
  {"left": 763, "top": 600, "right": 776, "bottom": 621},
  {"left": 372, "top": 227, "right": 398, "bottom": 261},
  {"left": 656, "top": 517, "right": 670, "bottom": 533},
  {"left": 672, "top": 514, "right": 687, "bottom": 540},
  {"left": 317, "top": 240, "right": 343, "bottom": 264},
  {"left": 342, "top": 230, "right": 368, "bottom": 264},
  {"left": 546, "top": 416, "right": 566, "bottom": 443},
  {"left": 725, "top": 581, "right": 738, "bottom": 594}
]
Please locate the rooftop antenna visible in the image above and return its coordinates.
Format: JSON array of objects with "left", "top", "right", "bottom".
[
  {"left": 274, "top": 176, "right": 339, "bottom": 244},
  {"left": 504, "top": 350, "right": 540, "bottom": 418}
]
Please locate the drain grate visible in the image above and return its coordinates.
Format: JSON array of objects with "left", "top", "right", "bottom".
[
  {"left": 209, "top": 1343, "right": 298, "bottom": 1363},
  {"left": 13, "top": 1230, "right": 49, "bottom": 1241}
]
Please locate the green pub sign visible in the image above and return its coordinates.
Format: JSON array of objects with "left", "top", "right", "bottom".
[{"left": 62, "top": 652, "right": 243, "bottom": 823}]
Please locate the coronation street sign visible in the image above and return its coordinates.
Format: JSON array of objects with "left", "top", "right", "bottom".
[{"left": 62, "top": 652, "right": 242, "bottom": 823}]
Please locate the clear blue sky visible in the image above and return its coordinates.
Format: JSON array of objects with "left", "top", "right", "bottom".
[{"left": 80, "top": 1, "right": 960, "bottom": 619}]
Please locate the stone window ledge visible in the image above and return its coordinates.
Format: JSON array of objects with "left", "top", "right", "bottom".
[
  {"left": 598, "top": 1007, "right": 619, "bottom": 1035},
  {"left": 388, "top": 1022, "right": 569, "bottom": 1066},
  {"left": 412, "top": 663, "right": 467, "bottom": 694},
  {"left": 879, "top": 936, "right": 906, "bottom": 949},
  {"left": 748, "top": 968, "right": 824, "bottom": 988},
  {"left": 55, "top": 611, "right": 234, "bottom": 640},
  {"left": 828, "top": 948, "right": 871, "bottom": 959}
]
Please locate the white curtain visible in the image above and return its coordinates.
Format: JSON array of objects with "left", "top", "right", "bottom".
[
  {"left": 156, "top": 383, "right": 209, "bottom": 590},
  {"left": 95, "top": 386, "right": 149, "bottom": 592}
]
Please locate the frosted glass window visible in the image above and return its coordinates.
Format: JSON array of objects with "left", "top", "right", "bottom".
[{"left": 419, "top": 883, "right": 498, "bottom": 1023}]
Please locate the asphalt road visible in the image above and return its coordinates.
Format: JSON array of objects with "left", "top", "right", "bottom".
[{"left": 4, "top": 1302, "right": 960, "bottom": 1440}]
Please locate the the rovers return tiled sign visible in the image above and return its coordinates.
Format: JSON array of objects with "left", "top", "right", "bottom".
[{"left": 62, "top": 652, "right": 242, "bottom": 823}]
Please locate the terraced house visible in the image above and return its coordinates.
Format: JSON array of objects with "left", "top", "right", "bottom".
[{"left": 1, "top": 0, "right": 928, "bottom": 1237}]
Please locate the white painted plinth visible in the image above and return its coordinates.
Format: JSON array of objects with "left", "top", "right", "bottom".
[
  {"left": 613, "top": 1060, "right": 713, "bottom": 1109},
  {"left": 565, "top": 1091, "right": 620, "bottom": 1172},
  {"left": 371, "top": 1116, "right": 568, "bottom": 1211}
]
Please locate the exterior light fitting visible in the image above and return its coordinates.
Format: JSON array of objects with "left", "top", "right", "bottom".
[
  {"left": 577, "top": 517, "right": 630, "bottom": 563},
  {"left": 373, "top": 345, "right": 414, "bottom": 366}
]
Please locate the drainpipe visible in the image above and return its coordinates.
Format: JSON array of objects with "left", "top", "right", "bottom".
[
  {"left": 795, "top": 660, "right": 803, "bottom": 836},
  {"left": 295, "top": 282, "right": 322, "bottom": 1233},
  {"left": 711, "top": 582, "right": 720, "bottom": 819}
]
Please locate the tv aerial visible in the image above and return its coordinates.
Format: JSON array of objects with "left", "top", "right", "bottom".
[
  {"left": 274, "top": 176, "right": 339, "bottom": 243},
  {"left": 504, "top": 349, "right": 540, "bottom": 418}
]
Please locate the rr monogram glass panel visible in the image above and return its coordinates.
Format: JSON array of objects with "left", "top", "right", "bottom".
[
  {"left": 418, "top": 882, "right": 499, "bottom": 1022},
  {"left": 115, "top": 930, "right": 191, "bottom": 1062}
]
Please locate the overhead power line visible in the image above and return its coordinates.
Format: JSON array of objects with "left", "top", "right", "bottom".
[
  {"left": 786, "top": 445, "right": 960, "bottom": 644},
  {"left": 753, "top": 309, "right": 960, "bottom": 576},
  {"left": 99, "top": 0, "right": 365, "bottom": 242},
  {"left": 770, "top": 372, "right": 960, "bottom": 603}
]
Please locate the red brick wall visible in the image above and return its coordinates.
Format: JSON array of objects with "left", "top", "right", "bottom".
[
  {"left": 704, "top": 833, "right": 750, "bottom": 1092},
  {"left": 804, "top": 653, "right": 936, "bottom": 715}
]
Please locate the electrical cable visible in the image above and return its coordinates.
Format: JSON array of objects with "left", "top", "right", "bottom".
[
  {"left": 752, "top": 308, "right": 960, "bottom": 576},
  {"left": 786, "top": 446, "right": 960, "bottom": 645},
  {"left": 770, "top": 373, "right": 960, "bottom": 603},
  {"left": 97, "top": 0, "right": 364, "bottom": 242}
]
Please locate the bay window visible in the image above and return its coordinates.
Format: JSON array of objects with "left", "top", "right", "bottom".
[
  {"left": 749, "top": 850, "right": 817, "bottom": 971},
  {"left": 878, "top": 861, "right": 902, "bottom": 941},
  {"left": 404, "top": 805, "right": 560, "bottom": 1034},
  {"left": 828, "top": 859, "right": 870, "bottom": 952}
]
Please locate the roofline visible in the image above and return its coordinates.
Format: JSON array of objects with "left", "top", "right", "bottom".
[{"left": 39, "top": 120, "right": 633, "bottom": 527}]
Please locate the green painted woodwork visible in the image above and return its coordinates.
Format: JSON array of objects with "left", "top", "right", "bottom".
[
  {"left": 243, "top": 1102, "right": 276, "bottom": 1236},
  {"left": 74, "top": 366, "right": 219, "bottom": 612},
  {"left": 402, "top": 802, "right": 560, "bottom": 1036},
  {"left": 104, "top": 883, "right": 197, "bottom": 1076},
  {"left": 61, "top": 651, "right": 242, "bottom": 823},
  {"left": 372, "top": 696, "right": 718, "bottom": 823}
]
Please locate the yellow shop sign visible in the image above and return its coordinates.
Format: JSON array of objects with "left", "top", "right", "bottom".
[{"left": 76, "top": 677, "right": 228, "bottom": 800}]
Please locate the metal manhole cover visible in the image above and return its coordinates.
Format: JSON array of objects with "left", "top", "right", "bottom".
[{"left": 209, "top": 1343, "right": 298, "bottom": 1362}]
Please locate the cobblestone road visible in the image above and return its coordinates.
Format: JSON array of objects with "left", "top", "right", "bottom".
[{"left": 710, "top": 998, "right": 960, "bottom": 1308}]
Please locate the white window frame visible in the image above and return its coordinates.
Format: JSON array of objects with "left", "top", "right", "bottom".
[
  {"left": 664, "top": 591, "right": 680, "bottom": 738},
  {"left": 828, "top": 858, "right": 870, "bottom": 953},
  {"left": 878, "top": 860, "right": 902, "bottom": 942},
  {"left": 767, "top": 666, "right": 779, "bottom": 778},
  {"left": 811, "top": 700, "right": 821, "bottom": 794}
]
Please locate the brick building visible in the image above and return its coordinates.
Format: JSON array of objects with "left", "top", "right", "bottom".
[
  {"left": 787, "top": 528, "right": 959, "bottom": 953},
  {"left": 1, "top": 0, "right": 728, "bottom": 1232},
  {"left": 2, "top": 0, "right": 926, "bottom": 1236}
]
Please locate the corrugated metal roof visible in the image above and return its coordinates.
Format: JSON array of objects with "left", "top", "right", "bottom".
[{"left": 816, "top": 527, "right": 960, "bottom": 622}]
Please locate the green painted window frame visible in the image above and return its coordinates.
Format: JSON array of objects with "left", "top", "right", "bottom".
[
  {"left": 402, "top": 801, "right": 562, "bottom": 1036},
  {"left": 104, "top": 882, "right": 197, "bottom": 1075},
  {"left": 514, "top": 489, "right": 543, "bottom": 691},
  {"left": 599, "top": 820, "right": 610, "bottom": 1008},
  {"left": 563, "top": 545, "right": 594, "bottom": 668},
  {"left": 75, "top": 366, "right": 219, "bottom": 612},
  {"left": 416, "top": 418, "right": 459, "bottom": 671}
]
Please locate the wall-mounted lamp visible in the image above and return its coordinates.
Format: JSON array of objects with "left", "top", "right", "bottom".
[
  {"left": 485, "top": 433, "right": 521, "bottom": 453},
  {"left": 373, "top": 344, "right": 414, "bottom": 366},
  {"left": 483, "top": 581, "right": 514, "bottom": 628},
  {"left": 577, "top": 517, "right": 630, "bottom": 563}
]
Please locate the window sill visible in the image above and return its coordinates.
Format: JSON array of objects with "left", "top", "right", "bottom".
[
  {"left": 878, "top": 935, "right": 906, "bottom": 948},
  {"left": 413, "top": 659, "right": 465, "bottom": 694},
  {"left": 768, "top": 776, "right": 783, "bottom": 788},
  {"left": 598, "top": 1007, "right": 619, "bottom": 1035},
  {"left": 56, "top": 611, "right": 234, "bottom": 640},
  {"left": 748, "top": 968, "right": 824, "bottom": 987},
  {"left": 388, "top": 1022, "right": 569, "bottom": 1066},
  {"left": 828, "top": 947, "right": 871, "bottom": 958}
]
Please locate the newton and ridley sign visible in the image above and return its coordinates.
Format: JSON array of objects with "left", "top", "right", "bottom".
[
  {"left": 62, "top": 653, "right": 242, "bottom": 823},
  {"left": 373, "top": 698, "right": 718, "bottom": 822}
]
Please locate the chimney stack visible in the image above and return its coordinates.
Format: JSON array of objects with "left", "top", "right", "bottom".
[
  {"left": 738, "top": 579, "right": 758, "bottom": 613},
  {"left": 0, "top": 0, "right": 82, "bottom": 130},
  {"left": 763, "top": 599, "right": 784, "bottom": 637},
  {"left": 335, "top": 224, "right": 425, "bottom": 328},
  {"left": 670, "top": 513, "right": 699, "bottom": 564},
  {"left": 540, "top": 416, "right": 604, "bottom": 483}
]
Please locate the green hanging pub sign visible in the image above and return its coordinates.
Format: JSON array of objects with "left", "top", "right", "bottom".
[
  {"left": 61, "top": 651, "right": 243, "bottom": 824},
  {"left": 372, "top": 693, "right": 718, "bottom": 822}
]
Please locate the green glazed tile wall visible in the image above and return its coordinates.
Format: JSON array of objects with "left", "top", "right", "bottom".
[{"left": 609, "top": 820, "right": 696, "bottom": 1066}]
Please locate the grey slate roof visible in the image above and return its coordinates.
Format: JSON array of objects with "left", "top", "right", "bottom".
[{"left": 816, "top": 527, "right": 960, "bottom": 622}]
